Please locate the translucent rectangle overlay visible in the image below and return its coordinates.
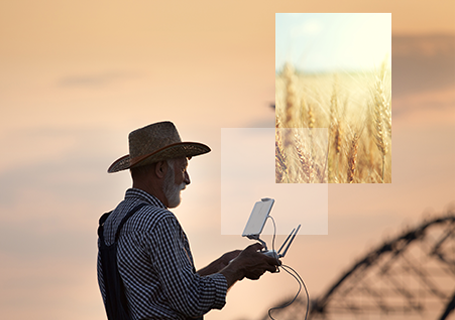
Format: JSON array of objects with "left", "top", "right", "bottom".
[{"left": 221, "top": 128, "right": 328, "bottom": 235}]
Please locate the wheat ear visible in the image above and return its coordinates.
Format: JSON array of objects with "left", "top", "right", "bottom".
[
  {"left": 295, "top": 135, "right": 313, "bottom": 183},
  {"left": 372, "top": 67, "right": 389, "bottom": 182},
  {"left": 275, "top": 129, "right": 287, "bottom": 183},
  {"left": 347, "top": 132, "right": 360, "bottom": 183}
]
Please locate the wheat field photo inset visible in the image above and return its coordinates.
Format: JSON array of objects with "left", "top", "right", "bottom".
[
  {"left": 276, "top": 62, "right": 392, "bottom": 183},
  {"left": 275, "top": 13, "right": 391, "bottom": 183}
]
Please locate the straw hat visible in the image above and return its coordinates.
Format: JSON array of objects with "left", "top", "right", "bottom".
[{"left": 107, "top": 121, "right": 210, "bottom": 173}]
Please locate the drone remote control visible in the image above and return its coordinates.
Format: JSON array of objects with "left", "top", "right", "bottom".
[
  {"left": 240, "top": 198, "right": 308, "bottom": 320},
  {"left": 261, "top": 250, "right": 282, "bottom": 264},
  {"left": 241, "top": 198, "right": 301, "bottom": 264}
]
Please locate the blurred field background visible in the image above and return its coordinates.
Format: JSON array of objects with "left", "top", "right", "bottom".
[{"left": 0, "top": 1, "right": 454, "bottom": 320}]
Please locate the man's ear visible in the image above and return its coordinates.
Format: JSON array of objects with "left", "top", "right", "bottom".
[{"left": 155, "top": 160, "right": 167, "bottom": 179}]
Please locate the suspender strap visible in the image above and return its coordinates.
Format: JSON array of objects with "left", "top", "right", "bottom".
[
  {"left": 98, "top": 202, "right": 148, "bottom": 320},
  {"left": 98, "top": 202, "right": 148, "bottom": 244},
  {"left": 114, "top": 203, "right": 148, "bottom": 242}
]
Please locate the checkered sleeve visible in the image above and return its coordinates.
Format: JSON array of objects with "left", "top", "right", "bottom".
[{"left": 147, "top": 215, "right": 228, "bottom": 318}]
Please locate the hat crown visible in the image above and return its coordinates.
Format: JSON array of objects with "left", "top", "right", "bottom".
[{"left": 128, "top": 121, "right": 182, "bottom": 159}]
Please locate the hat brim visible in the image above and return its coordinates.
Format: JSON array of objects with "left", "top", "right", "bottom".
[{"left": 107, "top": 142, "right": 210, "bottom": 173}]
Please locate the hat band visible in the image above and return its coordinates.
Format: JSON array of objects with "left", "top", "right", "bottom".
[{"left": 129, "top": 142, "right": 186, "bottom": 168}]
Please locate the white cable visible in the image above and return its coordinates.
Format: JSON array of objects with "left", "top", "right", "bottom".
[
  {"left": 266, "top": 216, "right": 310, "bottom": 320},
  {"left": 283, "top": 265, "right": 310, "bottom": 320},
  {"left": 268, "top": 216, "right": 278, "bottom": 264}
]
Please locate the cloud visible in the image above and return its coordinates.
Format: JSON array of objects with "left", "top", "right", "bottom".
[
  {"left": 0, "top": 126, "right": 123, "bottom": 212},
  {"left": 393, "top": 34, "right": 455, "bottom": 96},
  {"left": 291, "top": 19, "right": 323, "bottom": 38},
  {"left": 57, "top": 71, "right": 141, "bottom": 88}
]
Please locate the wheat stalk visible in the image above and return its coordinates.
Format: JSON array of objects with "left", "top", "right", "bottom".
[
  {"left": 283, "top": 63, "right": 297, "bottom": 129},
  {"left": 295, "top": 133, "right": 313, "bottom": 183},
  {"left": 275, "top": 119, "right": 287, "bottom": 183},
  {"left": 371, "top": 62, "right": 390, "bottom": 182},
  {"left": 347, "top": 132, "right": 360, "bottom": 183}
]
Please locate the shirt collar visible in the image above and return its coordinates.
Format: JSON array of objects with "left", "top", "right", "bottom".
[{"left": 124, "top": 188, "right": 166, "bottom": 209}]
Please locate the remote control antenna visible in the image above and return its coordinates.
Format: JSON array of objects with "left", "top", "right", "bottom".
[
  {"left": 280, "top": 224, "right": 301, "bottom": 258},
  {"left": 278, "top": 227, "right": 295, "bottom": 256}
]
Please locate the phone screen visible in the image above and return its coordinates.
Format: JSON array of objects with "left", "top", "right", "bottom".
[{"left": 242, "top": 198, "right": 275, "bottom": 238}]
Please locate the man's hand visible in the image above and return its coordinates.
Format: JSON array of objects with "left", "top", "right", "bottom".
[
  {"left": 196, "top": 250, "right": 242, "bottom": 276},
  {"left": 219, "top": 250, "right": 242, "bottom": 268},
  {"left": 220, "top": 243, "right": 280, "bottom": 288},
  {"left": 234, "top": 243, "right": 279, "bottom": 280}
]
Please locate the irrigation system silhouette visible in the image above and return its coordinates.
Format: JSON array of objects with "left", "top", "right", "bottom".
[{"left": 262, "top": 208, "right": 455, "bottom": 320}]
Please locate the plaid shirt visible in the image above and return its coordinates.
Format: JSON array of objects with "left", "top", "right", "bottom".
[{"left": 97, "top": 188, "right": 227, "bottom": 319}]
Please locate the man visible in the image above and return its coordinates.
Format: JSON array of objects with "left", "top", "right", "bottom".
[{"left": 98, "top": 121, "right": 279, "bottom": 320}]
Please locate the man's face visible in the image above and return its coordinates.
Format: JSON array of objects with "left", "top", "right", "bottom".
[{"left": 163, "top": 157, "right": 190, "bottom": 208}]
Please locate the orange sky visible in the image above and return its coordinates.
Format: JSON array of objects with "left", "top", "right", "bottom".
[
  {"left": 0, "top": 1, "right": 454, "bottom": 320},
  {"left": 1, "top": 0, "right": 454, "bottom": 63}
]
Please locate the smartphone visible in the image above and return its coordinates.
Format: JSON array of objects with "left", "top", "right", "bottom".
[{"left": 242, "top": 198, "right": 275, "bottom": 239}]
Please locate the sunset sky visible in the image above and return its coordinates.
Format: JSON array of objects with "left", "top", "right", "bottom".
[{"left": 0, "top": 1, "right": 454, "bottom": 320}]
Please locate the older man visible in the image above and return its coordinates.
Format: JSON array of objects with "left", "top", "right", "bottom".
[{"left": 97, "top": 121, "right": 279, "bottom": 320}]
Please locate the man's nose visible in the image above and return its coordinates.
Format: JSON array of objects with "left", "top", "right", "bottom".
[{"left": 184, "top": 171, "right": 191, "bottom": 185}]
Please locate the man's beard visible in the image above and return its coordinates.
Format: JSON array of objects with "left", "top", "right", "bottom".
[{"left": 163, "top": 160, "right": 186, "bottom": 208}]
